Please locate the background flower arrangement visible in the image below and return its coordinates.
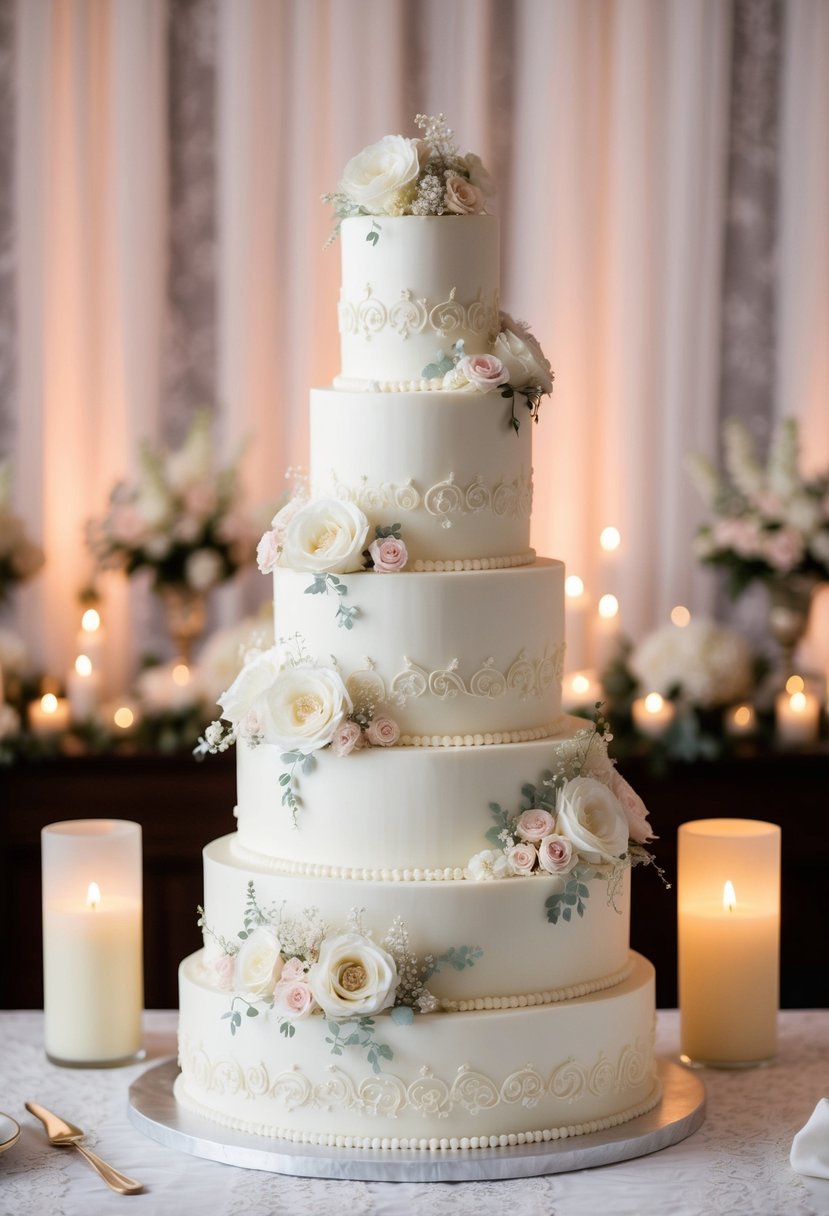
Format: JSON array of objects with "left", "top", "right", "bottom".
[
  {"left": 87, "top": 411, "right": 257, "bottom": 595},
  {"left": 0, "top": 461, "right": 45, "bottom": 604}
]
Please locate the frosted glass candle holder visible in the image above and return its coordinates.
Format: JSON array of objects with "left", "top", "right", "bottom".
[
  {"left": 678, "top": 818, "right": 780, "bottom": 1069},
  {"left": 41, "top": 820, "right": 144, "bottom": 1067}
]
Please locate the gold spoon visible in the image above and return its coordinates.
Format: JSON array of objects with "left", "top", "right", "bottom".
[{"left": 25, "top": 1101, "right": 143, "bottom": 1195}]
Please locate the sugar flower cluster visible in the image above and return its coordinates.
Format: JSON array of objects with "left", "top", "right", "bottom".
[
  {"left": 87, "top": 411, "right": 256, "bottom": 593},
  {"left": 324, "top": 113, "right": 492, "bottom": 231},
  {"left": 256, "top": 498, "right": 408, "bottom": 578},
  {"left": 690, "top": 417, "right": 829, "bottom": 596}
]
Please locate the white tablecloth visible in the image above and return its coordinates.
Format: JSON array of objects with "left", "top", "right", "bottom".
[{"left": 2, "top": 1010, "right": 829, "bottom": 1216}]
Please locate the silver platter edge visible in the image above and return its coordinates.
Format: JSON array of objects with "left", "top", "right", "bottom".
[{"left": 127, "top": 1056, "right": 705, "bottom": 1183}]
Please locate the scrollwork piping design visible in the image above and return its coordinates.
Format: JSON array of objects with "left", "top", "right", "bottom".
[
  {"left": 387, "top": 646, "right": 564, "bottom": 706},
  {"left": 321, "top": 469, "right": 533, "bottom": 525},
  {"left": 339, "top": 284, "right": 499, "bottom": 341}
]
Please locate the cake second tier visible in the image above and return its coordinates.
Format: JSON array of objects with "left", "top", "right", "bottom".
[{"left": 273, "top": 559, "right": 564, "bottom": 740}]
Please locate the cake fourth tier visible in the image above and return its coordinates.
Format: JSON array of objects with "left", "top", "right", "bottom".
[{"left": 273, "top": 559, "right": 565, "bottom": 740}]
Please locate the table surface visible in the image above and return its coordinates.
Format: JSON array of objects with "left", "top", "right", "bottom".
[{"left": 2, "top": 1012, "right": 829, "bottom": 1215}]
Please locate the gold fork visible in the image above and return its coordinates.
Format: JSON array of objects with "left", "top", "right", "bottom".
[{"left": 25, "top": 1101, "right": 143, "bottom": 1195}]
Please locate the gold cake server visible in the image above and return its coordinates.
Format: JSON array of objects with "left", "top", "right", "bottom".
[{"left": 25, "top": 1101, "right": 143, "bottom": 1194}]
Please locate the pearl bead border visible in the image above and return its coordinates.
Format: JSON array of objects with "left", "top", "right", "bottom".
[
  {"left": 173, "top": 1074, "right": 663, "bottom": 1153},
  {"left": 411, "top": 551, "right": 536, "bottom": 573},
  {"left": 399, "top": 722, "right": 560, "bottom": 748}
]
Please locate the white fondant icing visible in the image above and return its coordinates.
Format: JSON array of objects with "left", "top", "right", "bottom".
[{"left": 310, "top": 387, "right": 532, "bottom": 564}]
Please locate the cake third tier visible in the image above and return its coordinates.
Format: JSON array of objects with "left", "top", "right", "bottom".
[{"left": 272, "top": 559, "right": 564, "bottom": 740}]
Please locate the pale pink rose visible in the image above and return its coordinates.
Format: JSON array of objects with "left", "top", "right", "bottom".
[
  {"left": 280, "top": 956, "right": 306, "bottom": 981},
  {"left": 537, "top": 834, "right": 577, "bottom": 876},
  {"left": 213, "top": 954, "right": 236, "bottom": 992},
  {"left": 506, "top": 842, "right": 537, "bottom": 875},
  {"left": 183, "top": 483, "right": 218, "bottom": 520},
  {"left": 515, "top": 808, "right": 555, "bottom": 843},
  {"left": 444, "top": 173, "right": 485, "bottom": 215},
  {"left": 610, "top": 771, "right": 655, "bottom": 845},
  {"left": 763, "top": 526, "right": 804, "bottom": 572},
  {"left": 366, "top": 715, "right": 400, "bottom": 747},
  {"left": 270, "top": 495, "right": 307, "bottom": 545},
  {"left": 714, "top": 516, "right": 761, "bottom": 558},
  {"left": 256, "top": 529, "right": 280, "bottom": 574},
  {"left": 458, "top": 353, "right": 509, "bottom": 393},
  {"left": 331, "top": 719, "right": 364, "bottom": 756},
  {"left": 368, "top": 536, "right": 408, "bottom": 573},
  {"left": 238, "top": 708, "right": 264, "bottom": 741},
  {"left": 273, "top": 979, "right": 316, "bottom": 1020}
]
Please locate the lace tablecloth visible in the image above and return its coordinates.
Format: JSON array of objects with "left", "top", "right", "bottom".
[{"left": 2, "top": 1010, "right": 829, "bottom": 1216}]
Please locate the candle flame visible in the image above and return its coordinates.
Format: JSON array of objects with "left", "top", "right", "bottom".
[
  {"left": 670, "top": 605, "right": 691, "bottom": 628},
  {"left": 81, "top": 608, "right": 101, "bottom": 633},
  {"left": 644, "top": 692, "right": 664, "bottom": 714},
  {"left": 86, "top": 881, "right": 101, "bottom": 910},
  {"left": 599, "top": 526, "right": 621, "bottom": 552},
  {"left": 172, "top": 663, "right": 190, "bottom": 687},
  {"left": 75, "top": 654, "right": 93, "bottom": 677},
  {"left": 734, "top": 705, "right": 752, "bottom": 727},
  {"left": 564, "top": 574, "right": 585, "bottom": 598},
  {"left": 113, "top": 706, "right": 134, "bottom": 729},
  {"left": 723, "top": 880, "right": 736, "bottom": 913},
  {"left": 41, "top": 693, "right": 58, "bottom": 714},
  {"left": 571, "top": 673, "right": 591, "bottom": 696},
  {"left": 790, "top": 690, "right": 807, "bottom": 714},
  {"left": 786, "top": 674, "right": 804, "bottom": 695},
  {"left": 598, "top": 593, "right": 619, "bottom": 620}
]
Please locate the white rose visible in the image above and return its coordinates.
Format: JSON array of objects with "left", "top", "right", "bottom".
[
  {"left": 308, "top": 932, "right": 398, "bottom": 1018},
  {"left": 339, "top": 134, "right": 421, "bottom": 215},
  {"left": 260, "top": 664, "right": 352, "bottom": 754},
  {"left": 185, "top": 548, "right": 224, "bottom": 591},
  {"left": 235, "top": 927, "right": 284, "bottom": 999},
  {"left": 280, "top": 498, "right": 369, "bottom": 574},
  {"left": 218, "top": 646, "right": 282, "bottom": 728},
  {"left": 466, "top": 849, "right": 511, "bottom": 881},
  {"left": 493, "top": 314, "right": 554, "bottom": 395},
  {"left": 555, "top": 777, "right": 629, "bottom": 866}
]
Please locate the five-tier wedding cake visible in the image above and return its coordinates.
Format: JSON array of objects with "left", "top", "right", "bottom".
[{"left": 176, "top": 116, "right": 661, "bottom": 1153}]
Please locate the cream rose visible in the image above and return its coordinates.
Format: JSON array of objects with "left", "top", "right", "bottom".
[
  {"left": 259, "top": 664, "right": 352, "bottom": 754},
  {"left": 506, "top": 842, "right": 537, "bottom": 875},
  {"left": 610, "top": 771, "right": 655, "bottom": 845},
  {"left": 457, "top": 353, "right": 509, "bottom": 393},
  {"left": 444, "top": 173, "right": 485, "bottom": 215},
  {"left": 235, "top": 927, "right": 283, "bottom": 999},
  {"left": 218, "top": 646, "right": 282, "bottom": 729},
  {"left": 493, "top": 314, "right": 554, "bottom": 395},
  {"left": 537, "top": 834, "right": 577, "bottom": 875},
  {"left": 280, "top": 498, "right": 369, "bottom": 574},
  {"left": 515, "top": 808, "right": 555, "bottom": 843},
  {"left": 308, "top": 932, "right": 398, "bottom": 1018},
  {"left": 339, "top": 134, "right": 422, "bottom": 215},
  {"left": 270, "top": 495, "right": 307, "bottom": 544},
  {"left": 365, "top": 715, "right": 400, "bottom": 747},
  {"left": 555, "top": 777, "right": 629, "bottom": 865}
]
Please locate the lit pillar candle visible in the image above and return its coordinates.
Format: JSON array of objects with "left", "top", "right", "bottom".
[
  {"left": 775, "top": 688, "right": 820, "bottom": 745},
  {"left": 678, "top": 818, "right": 780, "bottom": 1067},
  {"left": 593, "top": 593, "right": 620, "bottom": 671},
  {"left": 561, "top": 669, "right": 602, "bottom": 713},
  {"left": 598, "top": 525, "right": 621, "bottom": 598},
  {"left": 41, "top": 820, "right": 144, "bottom": 1066},
  {"left": 66, "top": 654, "right": 101, "bottom": 722},
  {"left": 28, "top": 693, "right": 70, "bottom": 736},
  {"left": 631, "top": 692, "right": 676, "bottom": 739},
  {"left": 564, "top": 574, "right": 589, "bottom": 672},
  {"left": 75, "top": 607, "right": 105, "bottom": 673},
  {"left": 724, "top": 704, "right": 757, "bottom": 737}
]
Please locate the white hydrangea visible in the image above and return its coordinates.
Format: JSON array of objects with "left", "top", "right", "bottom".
[
  {"left": 466, "top": 849, "right": 510, "bottom": 881},
  {"left": 630, "top": 619, "right": 753, "bottom": 708}
]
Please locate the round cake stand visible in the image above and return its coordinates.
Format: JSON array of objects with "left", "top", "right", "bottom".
[{"left": 128, "top": 1058, "right": 704, "bottom": 1183}]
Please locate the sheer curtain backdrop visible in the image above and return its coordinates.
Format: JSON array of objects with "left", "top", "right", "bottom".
[{"left": 3, "top": 0, "right": 828, "bottom": 687}]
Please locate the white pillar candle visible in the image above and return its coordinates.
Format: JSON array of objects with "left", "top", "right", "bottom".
[
  {"left": 593, "top": 593, "right": 620, "bottom": 671},
  {"left": 41, "top": 820, "right": 143, "bottom": 1066},
  {"left": 724, "top": 703, "right": 757, "bottom": 737},
  {"left": 597, "top": 525, "right": 621, "bottom": 599},
  {"left": 678, "top": 818, "right": 780, "bottom": 1067},
  {"left": 631, "top": 692, "right": 676, "bottom": 739},
  {"left": 564, "top": 574, "right": 589, "bottom": 672},
  {"left": 28, "top": 693, "right": 70, "bottom": 736},
  {"left": 775, "top": 689, "right": 820, "bottom": 745},
  {"left": 66, "top": 654, "right": 102, "bottom": 722},
  {"left": 561, "top": 669, "right": 602, "bottom": 713}
]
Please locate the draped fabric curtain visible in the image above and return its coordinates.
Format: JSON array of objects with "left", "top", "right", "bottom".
[{"left": 3, "top": 0, "right": 828, "bottom": 686}]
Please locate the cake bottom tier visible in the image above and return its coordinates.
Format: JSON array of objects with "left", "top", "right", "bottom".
[{"left": 176, "top": 951, "right": 659, "bottom": 1151}]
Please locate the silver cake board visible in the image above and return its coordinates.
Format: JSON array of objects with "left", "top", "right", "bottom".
[{"left": 127, "top": 1058, "right": 705, "bottom": 1182}]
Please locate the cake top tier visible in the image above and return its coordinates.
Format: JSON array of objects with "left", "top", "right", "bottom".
[{"left": 324, "top": 115, "right": 554, "bottom": 398}]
